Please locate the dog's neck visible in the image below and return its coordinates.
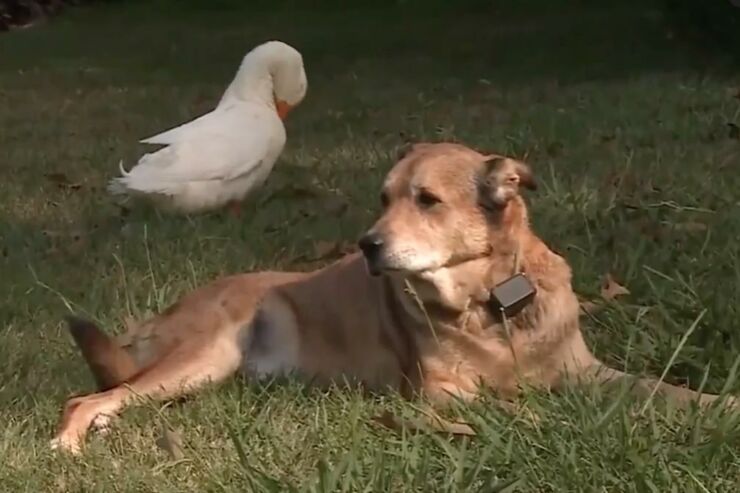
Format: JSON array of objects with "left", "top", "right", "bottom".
[{"left": 402, "top": 199, "right": 535, "bottom": 317}]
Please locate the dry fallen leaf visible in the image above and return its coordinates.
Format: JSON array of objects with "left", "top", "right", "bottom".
[
  {"left": 288, "top": 240, "right": 356, "bottom": 271},
  {"left": 728, "top": 122, "right": 740, "bottom": 140},
  {"left": 313, "top": 240, "right": 341, "bottom": 260},
  {"left": 424, "top": 416, "right": 476, "bottom": 436},
  {"left": 371, "top": 410, "right": 476, "bottom": 436},
  {"left": 637, "top": 218, "right": 666, "bottom": 243},
  {"left": 44, "top": 172, "right": 82, "bottom": 190},
  {"left": 156, "top": 427, "right": 184, "bottom": 461},
  {"left": 42, "top": 228, "right": 89, "bottom": 256},
  {"left": 546, "top": 141, "right": 564, "bottom": 157},
  {"left": 601, "top": 273, "right": 630, "bottom": 301},
  {"left": 579, "top": 299, "right": 604, "bottom": 316},
  {"left": 321, "top": 195, "right": 349, "bottom": 216},
  {"left": 579, "top": 273, "right": 630, "bottom": 316},
  {"left": 260, "top": 182, "right": 324, "bottom": 206},
  {"left": 371, "top": 410, "right": 405, "bottom": 430},
  {"left": 312, "top": 240, "right": 355, "bottom": 261},
  {"left": 668, "top": 221, "right": 708, "bottom": 233}
]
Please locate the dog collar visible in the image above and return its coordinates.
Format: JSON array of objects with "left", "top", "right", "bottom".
[
  {"left": 486, "top": 241, "right": 536, "bottom": 318},
  {"left": 487, "top": 273, "right": 536, "bottom": 318}
]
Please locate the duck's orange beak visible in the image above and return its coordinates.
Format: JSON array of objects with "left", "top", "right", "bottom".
[{"left": 275, "top": 98, "right": 293, "bottom": 120}]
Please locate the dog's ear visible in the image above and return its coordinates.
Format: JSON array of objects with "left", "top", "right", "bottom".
[
  {"left": 396, "top": 142, "right": 415, "bottom": 160},
  {"left": 479, "top": 157, "right": 537, "bottom": 208},
  {"left": 396, "top": 142, "right": 430, "bottom": 161}
]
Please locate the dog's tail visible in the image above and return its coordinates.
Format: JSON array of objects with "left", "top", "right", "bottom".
[{"left": 65, "top": 316, "right": 139, "bottom": 391}]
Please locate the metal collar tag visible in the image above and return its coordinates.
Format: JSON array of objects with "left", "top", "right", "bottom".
[{"left": 487, "top": 273, "right": 536, "bottom": 318}]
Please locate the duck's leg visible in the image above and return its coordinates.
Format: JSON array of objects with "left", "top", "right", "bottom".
[{"left": 226, "top": 200, "right": 242, "bottom": 217}]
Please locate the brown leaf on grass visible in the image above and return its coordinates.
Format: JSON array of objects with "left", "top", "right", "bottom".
[
  {"left": 44, "top": 172, "right": 81, "bottom": 190},
  {"left": 44, "top": 172, "right": 70, "bottom": 184},
  {"left": 289, "top": 240, "right": 357, "bottom": 270},
  {"left": 287, "top": 182, "right": 326, "bottom": 198},
  {"left": 156, "top": 427, "right": 184, "bottom": 461},
  {"left": 262, "top": 182, "right": 324, "bottom": 205},
  {"left": 668, "top": 221, "right": 708, "bottom": 233},
  {"left": 636, "top": 218, "right": 666, "bottom": 243},
  {"left": 371, "top": 410, "right": 476, "bottom": 436},
  {"left": 601, "top": 273, "right": 630, "bottom": 301},
  {"left": 42, "top": 228, "right": 88, "bottom": 256},
  {"left": 579, "top": 299, "right": 604, "bottom": 316},
  {"left": 371, "top": 410, "right": 405, "bottom": 430},
  {"left": 321, "top": 195, "right": 349, "bottom": 216},
  {"left": 599, "top": 134, "right": 618, "bottom": 153},
  {"left": 636, "top": 219, "right": 708, "bottom": 243},
  {"left": 546, "top": 141, "right": 564, "bottom": 158},
  {"left": 579, "top": 273, "right": 630, "bottom": 316},
  {"left": 313, "top": 240, "right": 341, "bottom": 259},
  {"left": 312, "top": 240, "right": 356, "bottom": 261},
  {"left": 727, "top": 123, "right": 740, "bottom": 140}
]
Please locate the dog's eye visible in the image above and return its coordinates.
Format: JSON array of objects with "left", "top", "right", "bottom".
[
  {"left": 380, "top": 191, "right": 390, "bottom": 208},
  {"left": 417, "top": 190, "right": 442, "bottom": 208}
]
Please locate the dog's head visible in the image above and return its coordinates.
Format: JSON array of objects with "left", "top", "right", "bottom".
[{"left": 358, "top": 142, "right": 536, "bottom": 276}]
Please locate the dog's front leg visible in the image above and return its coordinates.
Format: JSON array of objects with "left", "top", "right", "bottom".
[
  {"left": 418, "top": 376, "right": 539, "bottom": 433},
  {"left": 422, "top": 377, "right": 479, "bottom": 406},
  {"left": 51, "top": 333, "right": 243, "bottom": 454}
]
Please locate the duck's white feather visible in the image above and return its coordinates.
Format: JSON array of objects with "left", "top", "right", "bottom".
[
  {"left": 109, "top": 102, "right": 286, "bottom": 212},
  {"left": 138, "top": 112, "right": 214, "bottom": 146},
  {"left": 108, "top": 40, "right": 306, "bottom": 214}
]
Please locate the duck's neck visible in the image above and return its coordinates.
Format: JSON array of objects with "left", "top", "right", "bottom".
[{"left": 218, "top": 56, "right": 275, "bottom": 109}]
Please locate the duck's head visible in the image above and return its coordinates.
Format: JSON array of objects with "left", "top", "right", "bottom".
[{"left": 228, "top": 40, "right": 307, "bottom": 120}]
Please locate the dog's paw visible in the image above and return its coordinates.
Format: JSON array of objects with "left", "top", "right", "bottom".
[
  {"left": 49, "top": 435, "right": 83, "bottom": 455},
  {"left": 91, "top": 413, "right": 115, "bottom": 436}
]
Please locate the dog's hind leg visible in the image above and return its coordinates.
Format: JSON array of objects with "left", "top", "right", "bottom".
[
  {"left": 581, "top": 363, "right": 738, "bottom": 410},
  {"left": 553, "top": 333, "right": 737, "bottom": 410},
  {"left": 50, "top": 327, "right": 243, "bottom": 454}
]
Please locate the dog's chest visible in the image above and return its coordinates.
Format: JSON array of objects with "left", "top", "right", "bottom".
[{"left": 418, "top": 302, "right": 559, "bottom": 390}]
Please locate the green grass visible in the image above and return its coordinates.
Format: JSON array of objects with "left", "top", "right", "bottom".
[{"left": 2, "top": 0, "right": 740, "bottom": 491}]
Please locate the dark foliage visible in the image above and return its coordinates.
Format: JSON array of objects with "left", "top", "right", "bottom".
[
  {"left": 0, "top": 0, "right": 109, "bottom": 31},
  {"left": 2, "top": 0, "right": 739, "bottom": 64},
  {"left": 662, "top": 0, "right": 740, "bottom": 58}
]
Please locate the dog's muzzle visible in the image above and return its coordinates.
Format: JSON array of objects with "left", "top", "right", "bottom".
[{"left": 358, "top": 232, "right": 385, "bottom": 276}]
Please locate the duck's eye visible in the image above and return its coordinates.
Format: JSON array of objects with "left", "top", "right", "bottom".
[
  {"left": 380, "top": 191, "right": 390, "bottom": 208},
  {"left": 417, "top": 190, "right": 442, "bottom": 208}
]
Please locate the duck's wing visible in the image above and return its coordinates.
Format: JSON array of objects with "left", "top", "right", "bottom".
[
  {"left": 139, "top": 106, "right": 227, "bottom": 146},
  {"left": 111, "top": 105, "right": 282, "bottom": 195}
]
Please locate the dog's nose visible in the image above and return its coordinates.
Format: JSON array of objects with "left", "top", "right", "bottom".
[
  {"left": 358, "top": 233, "right": 385, "bottom": 276},
  {"left": 358, "top": 232, "right": 384, "bottom": 258}
]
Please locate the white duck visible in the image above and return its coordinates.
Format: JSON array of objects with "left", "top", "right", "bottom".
[{"left": 108, "top": 40, "right": 307, "bottom": 214}]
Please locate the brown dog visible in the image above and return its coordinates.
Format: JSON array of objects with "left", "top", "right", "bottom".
[{"left": 51, "top": 142, "right": 737, "bottom": 454}]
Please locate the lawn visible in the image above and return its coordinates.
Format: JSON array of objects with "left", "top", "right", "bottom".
[{"left": 1, "top": 0, "right": 740, "bottom": 491}]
